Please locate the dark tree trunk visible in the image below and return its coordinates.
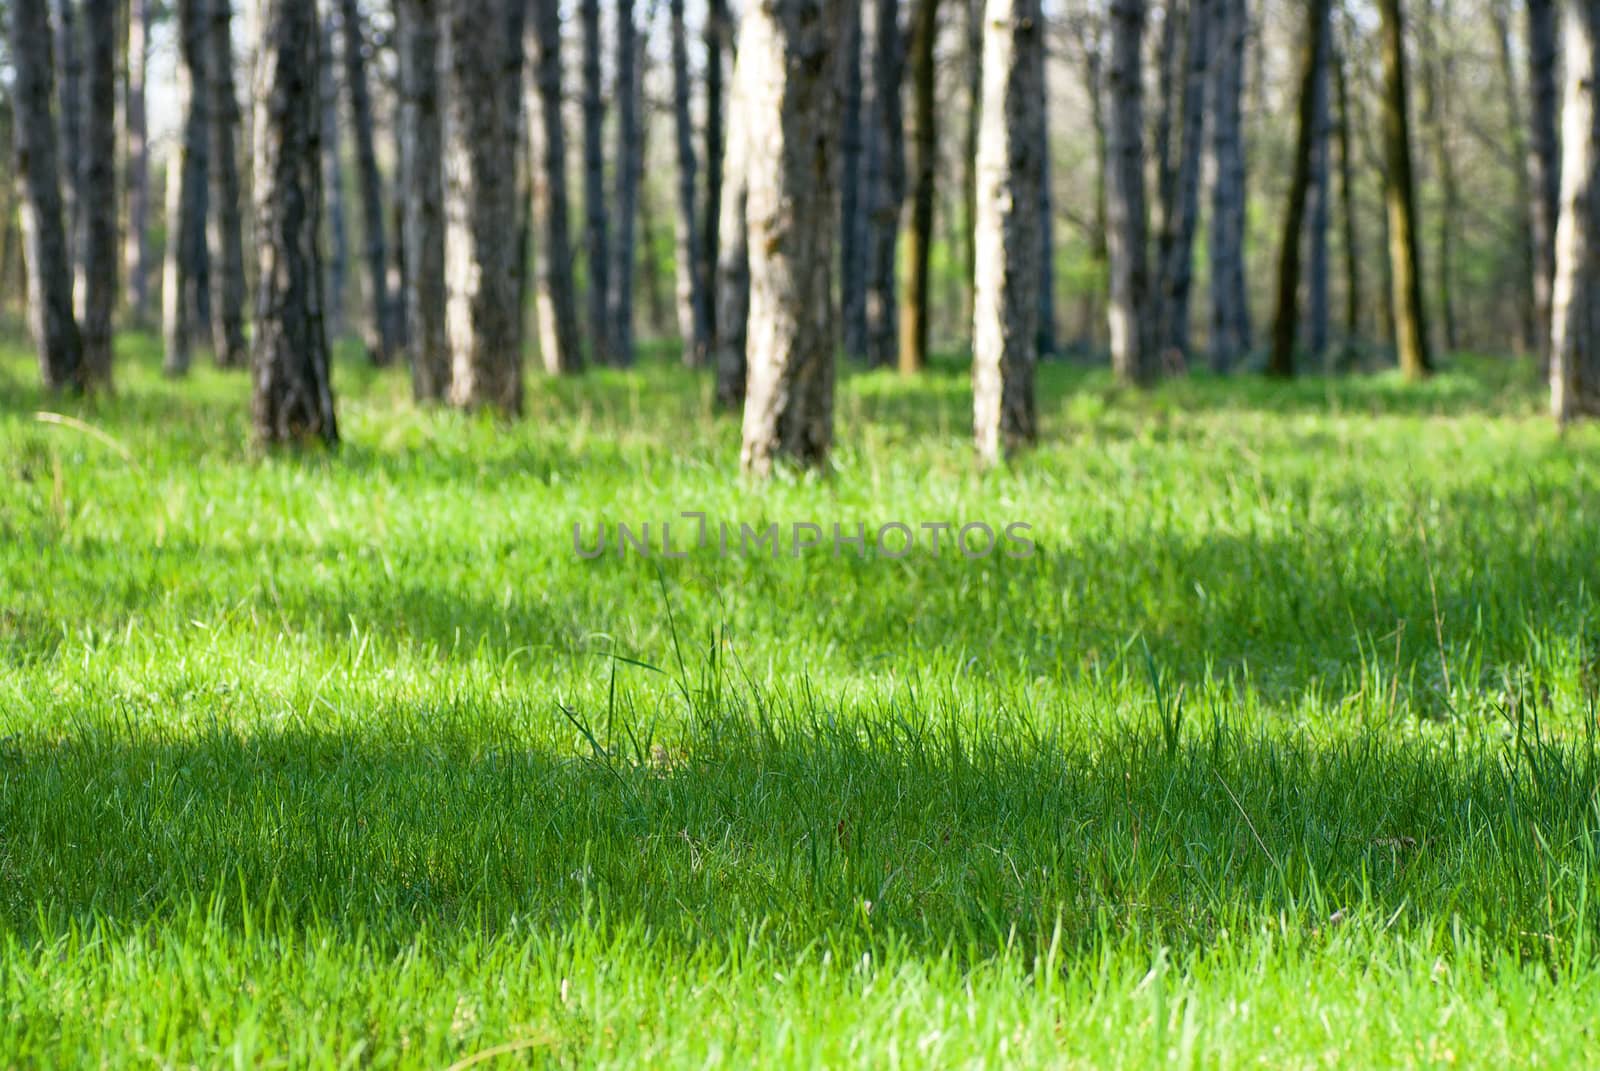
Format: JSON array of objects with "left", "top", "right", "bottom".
[
  {"left": 55, "top": 0, "right": 82, "bottom": 272},
  {"left": 1302, "top": 0, "right": 1332, "bottom": 363},
  {"left": 11, "top": 0, "right": 84, "bottom": 389},
  {"left": 77, "top": 0, "right": 116, "bottom": 387},
  {"left": 714, "top": 27, "right": 751, "bottom": 410},
  {"left": 863, "top": 0, "right": 903, "bottom": 367},
  {"left": 961, "top": 0, "right": 981, "bottom": 330},
  {"left": 702, "top": 0, "right": 729, "bottom": 349},
  {"left": 1527, "top": 0, "right": 1560, "bottom": 370},
  {"left": 206, "top": 0, "right": 248, "bottom": 368},
  {"left": 251, "top": 0, "right": 338, "bottom": 446},
  {"left": 444, "top": 0, "right": 524, "bottom": 412},
  {"left": 839, "top": 0, "right": 867, "bottom": 360},
  {"left": 738, "top": 0, "right": 843, "bottom": 476},
  {"left": 320, "top": 12, "right": 350, "bottom": 344},
  {"left": 399, "top": 0, "right": 448, "bottom": 400},
  {"left": 608, "top": 0, "right": 641, "bottom": 366},
  {"left": 1154, "top": 0, "right": 1207, "bottom": 365},
  {"left": 669, "top": 0, "right": 710, "bottom": 364},
  {"left": 1106, "top": 0, "right": 1152, "bottom": 385},
  {"left": 164, "top": 0, "right": 211, "bottom": 375},
  {"left": 1333, "top": 26, "right": 1362, "bottom": 353},
  {"left": 1036, "top": 51, "right": 1057, "bottom": 360},
  {"left": 1376, "top": 0, "right": 1431, "bottom": 379},
  {"left": 1267, "top": 0, "right": 1329, "bottom": 378},
  {"left": 531, "top": 0, "right": 584, "bottom": 373},
  {"left": 580, "top": 0, "right": 610, "bottom": 364},
  {"left": 338, "top": 0, "right": 398, "bottom": 364},
  {"left": 1207, "top": 0, "right": 1250, "bottom": 370},
  {"left": 972, "top": 0, "right": 1041, "bottom": 464},
  {"left": 898, "top": 0, "right": 938, "bottom": 374},
  {"left": 124, "top": 0, "right": 152, "bottom": 322}
]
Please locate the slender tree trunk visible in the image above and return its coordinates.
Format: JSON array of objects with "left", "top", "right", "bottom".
[
  {"left": 320, "top": 12, "right": 350, "bottom": 344},
  {"left": 1154, "top": 0, "right": 1208, "bottom": 364},
  {"left": 1106, "top": 0, "right": 1152, "bottom": 385},
  {"left": 607, "top": 0, "right": 641, "bottom": 366},
  {"left": 738, "top": 0, "right": 843, "bottom": 476},
  {"left": 11, "top": 0, "right": 83, "bottom": 389},
  {"left": 898, "top": 0, "right": 939, "bottom": 374},
  {"left": 1489, "top": 0, "right": 1536, "bottom": 355},
  {"left": 714, "top": 25, "right": 752, "bottom": 410},
  {"left": 1376, "top": 0, "right": 1431, "bottom": 379},
  {"left": 580, "top": 0, "right": 610, "bottom": 364},
  {"left": 1333, "top": 28, "right": 1362, "bottom": 353},
  {"left": 1528, "top": 0, "right": 1560, "bottom": 370},
  {"left": 206, "top": 0, "right": 248, "bottom": 367},
  {"left": 972, "top": 0, "right": 1042, "bottom": 464},
  {"left": 531, "top": 0, "right": 584, "bottom": 373},
  {"left": 124, "top": 0, "right": 151, "bottom": 322},
  {"left": 1037, "top": 52, "right": 1058, "bottom": 360},
  {"left": 1551, "top": 0, "right": 1600, "bottom": 422},
  {"left": 1207, "top": 0, "right": 1250, "bottom": 370},
  {"left": 251, "top": 0, "right": 337, "bottom": 445},
  {"left": 76, "top": 0, "right": 116, "bottom": 387},
  {"left": 863, "top": 0, "right": 903, "bottom": 367},
  {"left": 1302, "top": 0, "right": 1331, "bottom": 364},
  {"left": 56, "top": 0, "right": 82, "bottom": 276},
  {"left": 1419, "top": 0, "right": 1457, "bottom": 353},
  {"left": 961, "top": 0, "right": 981, "bottom": 330},
  {"left": 444, "top": 0, "right": 524, "bottom": 412},
  {"left": 1266, "top": 0, "right": 1329, "bottom": 379},
  {"left": 839, "top": 0, "right": 867, "bottom": 360},
  {"left": 1152, "top": 0, "right": 1179, "bottom": 249},
  {"left": 337, "top": 0, "right": 397, "bottom": 364},
  {"left": 399, "top": 0, "right": 449, "bottom": 400},
  {"left": 669, "top": 0, "right": 710, "bottom": 364},
  {"left": 703, "top": 0, "right": 728, "bottom": 348},
  {"left": 164, "top": 0, "right": 210, "bottom": 375}
]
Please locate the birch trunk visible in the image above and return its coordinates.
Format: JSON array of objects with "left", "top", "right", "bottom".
[{"left": 1551, "top": 0, "right": 1600, "bottom": 421}]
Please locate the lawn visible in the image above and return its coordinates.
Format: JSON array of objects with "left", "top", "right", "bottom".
[{"left": 3, "top": 334, "right": 1600, "bottom": 1067}]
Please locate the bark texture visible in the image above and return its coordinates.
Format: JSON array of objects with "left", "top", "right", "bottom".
[
  {"left": 898, "top": 0, "right": 939, "bottom": 374},
  {"left": 839, "top": 0, "right": 867, "bottom": 360},
  {"left": 1528, "top": 0, "right": 1560, "bottom": 369},
  {"left": 55, "top": 0, "right": 82, "bottom": 268},
  {"left": 320, "top": 12, "right": 349, "bottom": 342},
  {"left": 1377, "top": 0, "right": 1432, "bottom": 379},
  {"left": 1154, "top": 0, "right": 1207, "bottom": 364},
  {"left": 714, "top": 28, "right": 752, "bottom": 410},
  {"left": 164, "top": 0, "right": 212, "bottom": 375},
  {"left": 206, "top": 0, "right": 248, "bottom": 368},
  {"left": 580, "top": 0, "right": 610, "bottom": 364},
  {"left": 531, "top": 0, "right": 585, "bottom": 374},
  {"left": 863, "top": 0, "right": 903, "bottom": 367},
  {"left": 1551, "top": 0, "right": 1600, "bottom": 421},
  {"left": 251, "top": 0, "right": 338, "bottom": 445},
  {"left": 444, "top": 0, "right": 524, "bottom": 413},
  {"left": 338, "top": 0, "right": 398, "bottom": 364},
  {"left": 738, "top": 0, "right": 843, "bottom": 475},
  {"left": 972, "top": 0, "right": 1041, "bottom": 464},
  {"left": 11, "top": 0, "right": 83, "bottom": 389},
  {"left": 124, "top": 0, "right": 152, "bottom": 321},
  {"left": 399, "top": 0, "right": 449, "bottom": 399},
  {"left": 1106, "top": 0, "right": 1152, "bottom": 385},
  {"left": 608, "top": 0, "right": 641, "bottom": 366},
  {"left": 703, "top": 0, "right": 729, "bottom": 348},
  {"left": 1303, "top": 0, "right": 1331, "bottom": 362},
  {"left": 77, "top": 0, "right": 117, "bottom": 387},
  {"left": 1207, "top": 0, "right": 1250, "bottom": 370}
]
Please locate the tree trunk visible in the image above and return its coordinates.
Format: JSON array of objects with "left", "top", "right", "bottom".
[
  {"left": 530, "top": 0, "right": 584, "bottom": 373},
  {"left": 164, "top": 0, "right": 211, "bottom": 375},
  {"left": 1528, "top": 0, "right": 1560, "bottom": 370},
  {"left": 961, "top": 0, "right": 981, "bottom": 330},
  {"left": 580, "top": 0, "right": 610, "bottom": 364},
  {"left": 1489, "top": 0, "right": 1536, "bottom": 355},
  {"left": 972, "top": 0, "right": 1041, "bottom": 464},
  {"left": 738, "top": 0, "right": 842, "bottom": 476},
  {"left": 1154, "top": 0, "right": 1208, "bottom": 364},
  {"left": 76, "top": 0, "right": 116, "bottom": 387},
  {"left": 1106, "top": 0, "right": 1152, "bottom": 385},
  {"left": 1302, "top": 0, "right": 1331, "bottom": 364},
  {"left": 1266, "top": 0, "right": 1329, "bottom": 379},
  {"left": 1207, "top": 0, "right": 1250, "bottom": 370},
  {"left": 863, "top": 0, "right": 903, "bottom": 367},
  {"left": 839, "top": 0, "right": 867, "bottom": 360},
  {"left": 1333, "top": 27, "right": 1362, "bottom": 354},
  {"left": 669, "top": 0, "right": 710, "bottom": 365},
  {"left": 399, "top": 0, "right": 449, "bottom": 399},
  {"left": 55, "top": 0, "right": 82, "bottom": 275},
  {"left": 1419, "top": 0, "right": 1457, "bottom": 353},
  {"left": 124, "top": 0, "right": 151, "bottom": 322},
  {"left": 608, "top": 0, "right": 641, "bottom": 366},
  {"left": 444, "top": 0, "right": 524, "bottom": 412},
  {"left": 703, "top": 0, "right": 729, "bottom": 349},
  {"left": 338, "top": 0, "right": 397, "bottom": 365},
  {"left": 713, "top": 25, "right": 751, "bottom": 410},
  {"left": 1551, "top": 0, "right": 1600, "bottom": 422},
  {"left": 320, "top": 12, "right": 350, "bottom": 344},
  {"left": 1376, "top": 0, "right": 1431, "bottom": 379},
  {"left": 1036, "top": 51, "right": 1058, "bottom": 360},
  {"left": 10, "top": 0, "right": 83, "bottom": 389},
  {"left": 898, "top": 0, "right": 939, "bottom": 374},
  {"left": 206, "top": 0, "right": 248, "bottom": 368},
  {"left": 251, "top": 0, "right": 338, "bottom": 446}
]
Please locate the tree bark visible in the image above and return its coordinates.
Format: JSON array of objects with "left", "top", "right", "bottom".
[
  {"left": 863, "top": 0, "right": 903, "bottom": 367},
  {"left": 898, "top": 0, "right": 939, "bottom": 374},
  {"left": 1376, "top": 0, "right": 1432, "bottom": 379},
  {"left": 738, "top": 0, "right": 843, "bottom": 476},
  {"left": 1333, "top": 26, "right": 1362, "bottom": 353},
  {"left": 251, "top": 0, "right": 338, "bottom": 446},
  {"left": 1551, "top": 0, "right": 1600, "bottom": 422},
  {"left": 608, "top": 0, "right": 641, "bottom": 366},
  {"left": 1302, "top": 0, "right": 1331, "bottom": 363},
  {"left": 124, "top": 0, "right": 152, "bottom": 322},
  {"left": 714, "top": 24, "right": 751, "bottom": 410},
  {"left": 1036, "top": 48, "right": 1057, "bottom": 360},
  {"left": 580, "top": 0, "right": 610, "bottom": 364},
  {"left": 1106, "top": 0, "right": 1152, "bottom": 385},
  {"left": 703, "top": 0, "right": 729, "bottom": 349},
  {"left": 839, "top": 0, "right": 867, "bottom": 360},
  {"left": 320, "top": 11, "right": 350, "bottom": 344},
  {"left": 444, "top": 0, "right": 524, "bottom": 412},
  {"left": 206, "top": 0, "right": 248, "bottom": 368},
  {"left": 669, "top": 0, "right": 710, "bottom": 365},
  {"left": 55, "top": 0, "right": 82, "bottom": 274},
  {"left": 164, "top": 0, "right": 211, "bottom": 376},
  {"left": 1207, "top": 0, "right": 1250, "bottom": 370},
  {"left": 1489, "top": 0, "right": 1536, "bottom": 355},
  {"left": 76, "top": 0, "right": 116, "bottom": 387},
  {"left": 399, "top": 0, "right": 449, "bottom": 399},
  {"left": 338, "top": 0, "right": 398, "bottom": 364},
  {"left": 10, "top": 0, "right": 84, "bottom": 389},
  {"left": 1418, "top": 0, "right": 1457, "bottom": 353},
  {"left": 972, "top": 0, "right": 1041, "bottom": 464},
  {"left": 530, "top": 0, "right": 585, "bottom": 373},
  {"left": 1154, "top": 0, "right": 1208, "bottom": 364},
  {"left": 961, "top": 0, "right": 981, "bottom": 330},
  {"left": 1527, "top": 0, "right": 1560, "bottom": 370},
  {"left": 1266, "top": 0, "right": 1329, "bottom": 379}
]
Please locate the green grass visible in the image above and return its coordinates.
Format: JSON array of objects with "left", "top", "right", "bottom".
[{"left": 3, "top": 334, "right": 1600, "bottom": 1067}]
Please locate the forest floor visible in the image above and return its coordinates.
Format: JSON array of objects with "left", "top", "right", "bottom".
[{"left": 3, "top": 334, "right": 1600, "bottom": 1066}]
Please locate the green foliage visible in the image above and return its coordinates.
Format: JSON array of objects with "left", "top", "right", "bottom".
[{"left": 2, "top": 336, "right": 1599, "bottom": 1065}]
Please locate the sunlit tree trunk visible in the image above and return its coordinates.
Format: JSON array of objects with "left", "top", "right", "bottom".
[
  {"left": 738, "top": 0, "right": 843, "bottom": 475},
  {"left": 898, "top": 0, "right": 939, "bottom": 374},
  {"left": 530, "top": 0, "right": 584, "bottom": 373},
  {"left": 251, "top": 0, "right": 338, "bottom": 445},
  {"left": 1376, "top": 0, "right": 1431, "bottom": 379},
  {"left": 399, "top": 0, "right": 449, "bottom": 399},
  {"left": 972, "top": 0, "right": 1042, "bottom": 464},
  {"left": 206, "top": 0, "right": 248, "bottom": 368},
  {"left": 1106, "top": 0, "right": 1152, "bottom": 385},
  {"left": 1207, "top": 0, "right": 1250, "bottom": 370},
  {"left": 1551, "top": 0, "right": 1600, "bottom": 421},
  {"left": 11, "top": 0, "right": 84, "bottom": 389}
]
